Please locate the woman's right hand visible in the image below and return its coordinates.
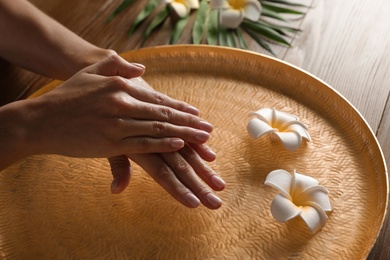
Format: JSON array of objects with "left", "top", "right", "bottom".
[{"left": 24, "top": 55, "right": 214, "bottom": 158}]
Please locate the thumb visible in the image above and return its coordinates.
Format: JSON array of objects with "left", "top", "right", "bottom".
[
  {"left": 108, "top": 155, "right": 132, "bottom": 194},
  {"left": 87, "top": 54, "right": 145, "bottom": 79}
]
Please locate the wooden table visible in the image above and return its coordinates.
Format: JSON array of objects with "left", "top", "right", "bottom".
[{"left": 1, "top": 0, "right": 389, "bottom": 258}]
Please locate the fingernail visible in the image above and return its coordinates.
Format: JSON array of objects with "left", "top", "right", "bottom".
[
  {"left": 185, "top": 193, "right": 201, "bottom": 208},
  {"left": 171, "top": 139, "right": 185, "bottom": 149},
  {"left": 195, "top": 131, "right": 210, "bottom": 142},
  {"left": 206, "top": 193, "right": 222, "bottom": 208},
  {"left": 131, "top": 63, "right": 145, "bottom": 69},
  {"left": 211, "top": 175, "right": 225, "bottom": 190},
  {"left": 187, "top": 105, "right": 200, "bottom": 116},
  {"left": 206, "top": 148, "right": 217, "bottom": 160},
  {"left": 199, "top": 121, "right": 213, "bottom": 132},
  {"left": 110, "top": 176, "right": 120, "bottom": 193}
]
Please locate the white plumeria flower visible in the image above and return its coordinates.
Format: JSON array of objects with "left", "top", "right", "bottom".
[
  {"left": 164, "top": 0, "right": 199, "bottom": 17},
  {"left": 247, "top": 108, "right": 311, "bottom": 151},
  {"left": 210, "top": 0, "right": 262, "bottom": 28},
  {"left": 265, "top": 169, "right": 332, "bottom": 234}
]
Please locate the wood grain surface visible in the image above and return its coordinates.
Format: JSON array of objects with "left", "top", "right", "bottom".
[{"left": 0, "top": 0, "right": 389, "bottom": 258}]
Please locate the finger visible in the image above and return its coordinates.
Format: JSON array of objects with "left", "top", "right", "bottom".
[
  {"left": 118, "top": 137, "right": 185, "bottom": 154},
  {"left": 124, "top": 101, "right": 213, "bottom": 133},
  {"left": 117, "top": 119, "right": 211, "bottom": 145},
  {"left": 108, "top": 155, "right": 132, "bottom": 194},
  {"left": 125, "top": 77, "right": 200, "bottom": 116},
  {"left": 160, "top": 150, "right": 223, "bottom": 209},
  {"left": 189, "top": 143, "right": 217, "bottom": 162},
  {"left": 86, "top": 54, "right": 145, "bottom": 79},
  {"left": 179, "top": 144, "right": 225, "bottom": 191},
  {"left": 129, "top": 154, "right": 202, "bottom": 208}
]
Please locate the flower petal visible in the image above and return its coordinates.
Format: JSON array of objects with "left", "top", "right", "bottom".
[
  {"left": 171, "top": 2, "right": 190, "bottom": 17},
  {"left": 273, "top": 109, "right": 299, "bottom": 129},
  {"left": 264, "top": 169, "right": 292, "bottom": 198},
  {"left": 292, "top": 170, "right": 319, "bottom": 195},
  {"left": 220, "top": 9, "right": 244, "bottom": 29},
  {"left": 249, "top": 108, "right": 273, "bottom": 125},
  {"left": 247, "top": 118, "right": 274, "bottom": 138},
  {"left": 248, "top": 108, "right": 310, "bottom": 150},
  {"left": 271, "top": 131, "right": 302, "bottom": 151},
  {"left": 300, "top": 202, "right": 328, "bottom": 234},
  {"left": 210, "top": 0, "right": 227, "bottom": 9},
  {"left": 243, "top": 0, "right": 262, "bottom": 21},
  {"left": 271, "top": 194, "right": 302, "bottom": 222},
  {"left": 188, "top": 0, "right": 199, "bottom": 9},
  {"left": 296, "top": 186, "right": 332, "bottom": 212},
  {"left": 284, "top": 122, "right": 311, "bottom": 142}
]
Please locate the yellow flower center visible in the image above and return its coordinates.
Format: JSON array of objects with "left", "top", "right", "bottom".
[
  {"left": 228, "top": 0, "right": 246, "bottom": 10},
  {"left": 173, "top": 0, "right": 186, "bottom": 4},
  {"left": 292, "top": 195, "right": 304, "bottom": 207}
]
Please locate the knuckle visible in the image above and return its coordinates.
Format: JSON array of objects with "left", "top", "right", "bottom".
[
  {"left": 154, "top": 91, "right": 167, "bottom": 105},
  {"left": 107, "top": 94, "right": 132, "bottom": 115},
  {"left": 178, "top": 101, "right": 189, "bottom": 112},
  {"left": 109, "top": 76, "right": 127, "bottom": 90},
  {"left": 124, "top": 99, "right": 136, "bottom": 111},
  {"left": 196, "top": 185, "right": 210, "bottom": 196},
  {"left": 180, "top": 145, "right": 197, "bottom": 159},
  {"left": 174, "top": 156, "right": 192, "bottom": 173},
  {"left": 137, "top": 138, "right": 152, "bottom": 152},
  {"left": 110, "top": 117, "right": 125, "bottom": 129},
  {"left": 151, "top": 121, "right": 167, "bottom": 135},
  {"left": 188, "top": 116, "right": 198, "bottom": 128},
  {"left": 144, "top": 104, "right": 157, "bottom": 116},
  {"left": 159, "top": 107, "right": 173, "bottom": 121},
  {"left": 156, "top": 165, "right": 172, "bottom": 180}
]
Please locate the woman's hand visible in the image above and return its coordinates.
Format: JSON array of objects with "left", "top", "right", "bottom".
[
  {"left": 0, "top": 54, "right": 224, "bottom": 209},
  {"left": 109, "top": 143, "right": 225, "bottom": 210},
  {"left": 0, "top": 0, "right": 225, "bottom": 209},
  {"left": 25, "top": 55, "right": 213, "bottom": 157}
]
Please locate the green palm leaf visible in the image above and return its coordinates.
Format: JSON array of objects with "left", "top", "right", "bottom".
[
  {"left": 144, "top": 7, "right": 169, "bottom": 39},
  {"left": 257, "top": 19, "right": 300, "bottom": 35},
  {"left": 262, "top": 0, "right": 307, "bottom": 7},
  {"left": 207, "top": 10, "right": 218, "bottom": 45},
  {"left": 243, "top": 27, "right": 275, "bottom": 55},
  {"left": 242, "top": 20, "right": 291, "bottom": 46},
  {"left": 261, "top": 7, "right": 287, "bottom": 21},
  {"left": 107, "top": 0, "right": 306, "bottom": 54},
  {"left": 171, "top": 16, "right": 190, "bottom": 44},
  {"left": 262, "top": 3, "right": 304, "bottom": 15},
  {"left": 128, "top": 0, "right": 160, "bottom": 37},
  {"left": 236, "top": 28, "right": 248, "bottom": 49},
  {"left": 192, "top": 0, "right": 209, "bottom": 44}
]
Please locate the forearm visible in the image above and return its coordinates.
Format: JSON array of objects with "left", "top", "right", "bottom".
[{"left": 0, "top": 0, "right": 115, "bottom": 80}]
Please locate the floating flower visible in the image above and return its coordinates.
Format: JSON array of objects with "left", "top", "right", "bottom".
[
  {"left": 247, "top": 108, "right": 311, "bottom": 150},
  {"left": 165, "top": 0, "right": 200, "bottom": 17},
  {"left": 210, "top": 0, "right": 262, "bottom": 29},
  {"left": 265, "top": 169, "right": 332, "bottom": 234}
]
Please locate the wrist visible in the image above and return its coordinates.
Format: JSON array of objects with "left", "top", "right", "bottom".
[
  {"left": 63, "top": 47, "right": 117, "bottom": 79},
  {"left": 78, "top": 48, "right": 117, "bottom": 69},
  {"left": 0, "top": 100, "right": 38, "bottom": 170}
]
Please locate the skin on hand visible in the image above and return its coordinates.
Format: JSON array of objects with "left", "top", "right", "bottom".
[
  {"left": 1, "top": 55, "right": 224, "bottom": 209},
  {"left": 0, "top": 0, "right": 225, "bottom": 209},
  {"left": 23, "top": 55, "right": 214, "bottom": 157},
  {"left": 110, "top": 143, "right": 225, "bottom": 210}
]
